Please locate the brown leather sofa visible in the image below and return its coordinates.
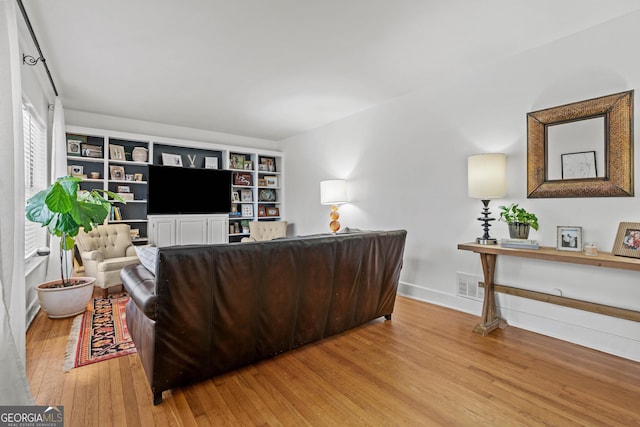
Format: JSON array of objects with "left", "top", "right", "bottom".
[{"left": 121, "top": 230, "right": 407, "bottom": 404}]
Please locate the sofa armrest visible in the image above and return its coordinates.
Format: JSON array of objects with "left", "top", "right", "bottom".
[
  {"left": 81, "top": 250, "right": 104, "bottom": 262},
  {"left": 121, "top": 264, "right": 157, "bottom": 320},
  {"left": 125, "top": 245, "right": 137, "bottom": 257}
]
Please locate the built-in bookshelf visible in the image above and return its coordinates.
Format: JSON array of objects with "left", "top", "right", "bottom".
[{"left": 65, "top": 126, "right": 284, "bottom": 243}]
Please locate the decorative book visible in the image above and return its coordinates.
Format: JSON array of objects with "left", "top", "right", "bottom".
[{"left": 500, "top": 239, "right": 539, "bottom": 249}]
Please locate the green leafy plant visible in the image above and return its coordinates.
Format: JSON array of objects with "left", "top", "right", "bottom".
[
  {"left": 498, "top": 203, "right": 539, "bottom": 231},
  {"left": 25, "top": 176, "right": 123, "bottom": 286}
]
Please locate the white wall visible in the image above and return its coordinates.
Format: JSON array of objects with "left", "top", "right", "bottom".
[{"left": 280, "top": 12, "right": 640, "bottom": 361}]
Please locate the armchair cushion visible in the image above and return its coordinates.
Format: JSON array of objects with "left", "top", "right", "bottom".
[{"left": 241, "top": 221, "right": 288, "bottom": 242}]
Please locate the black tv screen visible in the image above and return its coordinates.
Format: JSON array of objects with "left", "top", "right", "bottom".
[{"left": 147, "top": 165, "right": 232, "bottom": 215}]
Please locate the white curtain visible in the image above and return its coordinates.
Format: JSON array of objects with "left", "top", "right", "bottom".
[
  {"left": 51, "top": 96, "right": 66, "bottom": 181},
  {"left": 0, "top": 0, "right": 34, "bottom": 404}
]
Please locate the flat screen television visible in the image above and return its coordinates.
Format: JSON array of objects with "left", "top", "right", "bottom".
[{"left": 147, "top": 165, "right": 232, "bottom": 215}]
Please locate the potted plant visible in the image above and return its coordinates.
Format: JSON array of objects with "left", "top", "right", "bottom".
[
  {"left": 25, "top": 176, "right": 123, "bottom": 318},
  {"left": 240, "top": 219, "right": 250, "bottom": 234},
  {"left": 498, "top": 203, "right": 539, "bottom": 239}
]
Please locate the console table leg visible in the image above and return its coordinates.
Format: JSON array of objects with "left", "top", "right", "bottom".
[{"left": 473, "top": 253, "right": 507, "bottom": 336}]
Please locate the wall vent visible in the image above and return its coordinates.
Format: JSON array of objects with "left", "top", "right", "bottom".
[{"left": 456, "top": 272, "right": 484, "bottom": 301}]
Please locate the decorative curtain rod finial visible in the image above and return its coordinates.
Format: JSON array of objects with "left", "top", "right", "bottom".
[{"left": 23, "top": 54, "right": 44, "bottom": 66}]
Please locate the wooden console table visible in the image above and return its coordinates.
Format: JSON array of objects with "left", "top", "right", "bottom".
[{"left": 457, "top": 242, "right": 640, "bottom": 336}]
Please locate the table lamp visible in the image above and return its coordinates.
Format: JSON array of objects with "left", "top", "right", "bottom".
[
  {"left": 320, "top": 179, "right": 348, "bottom": 233},
  {"left": 468, "top": 153, "right": 506, "bottom": 244}
]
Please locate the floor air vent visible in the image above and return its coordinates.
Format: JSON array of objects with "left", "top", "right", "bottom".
[{"left": 456, "top": 272, "right": 484, "bottom": 301}]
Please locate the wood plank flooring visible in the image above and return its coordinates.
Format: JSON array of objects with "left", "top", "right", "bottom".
[{"left": 26, "top": 296, "right": 640, "bottom": 426}]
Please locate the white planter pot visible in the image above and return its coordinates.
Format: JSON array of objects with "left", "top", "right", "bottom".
[{"left": 36, "top": 277, "right": 95, "bottom": 319}]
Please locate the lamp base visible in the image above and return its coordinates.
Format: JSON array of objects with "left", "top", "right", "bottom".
[{"left": 476, "top": 237, "right": 498, "bottom": 245}]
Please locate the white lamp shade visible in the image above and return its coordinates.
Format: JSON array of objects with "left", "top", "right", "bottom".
[
  {"left": 468, "top": 153, "right": 507, "bottom": 199},
  {"left": 320, "top": 179, "right": 348, "bottom": 205}
]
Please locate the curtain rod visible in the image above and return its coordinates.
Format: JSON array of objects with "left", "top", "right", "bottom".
[{"left": 16, "top": 0, "right": 59, "bottom": 97}]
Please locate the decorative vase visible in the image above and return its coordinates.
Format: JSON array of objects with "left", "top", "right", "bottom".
[
  {"left": 508, "top": 222, "right": 530, "bottom": 239},
  {"left": 132, "top": 147, "right": 148, "bottom": 162},
  {"left": 36, "top": 277, "right": 95, "bottom": 318}
]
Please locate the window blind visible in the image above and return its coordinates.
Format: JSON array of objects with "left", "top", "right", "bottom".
[{"left": 23, "top": 102, "right": 48, "bottom": 258}]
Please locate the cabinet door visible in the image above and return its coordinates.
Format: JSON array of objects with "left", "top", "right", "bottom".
[
  {"left": 208, "top": 216, "right": 229, "bottom": 244},
  {"left": 176, "top": 217, "right": 208, "bottom": 246},
  {"left": 150, "top": 217, "right": 176, "bottom": 247}
]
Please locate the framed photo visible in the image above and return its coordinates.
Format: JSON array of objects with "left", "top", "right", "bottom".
[
  {"left": 265, "top": 176, "right": 278, "bottom": 187},
  {"left": 133, "top": 173, "right": 143, "bottom": 182},
  {"left": 109, "top": 165, "right": 125, "bottom": 180},
  {"left": 109, "top": 144, "right": 126, "bottom": 161},
  {"left": 205, "top": 157, "right": 218, "bottom": 169},
  {"left": 266, "top": 207, "right": 280, "bottom": 217},
  {"left": 259, "top": 156, "right": 276, "bottom": 172},
  {"left": 232, "top": 191, "right": 240, "bottom": 202},
  {"left": 258, "top": 205, "right": 266, "bottom": 217},
  {"left": 116, "top": 185, "right": 131, "bottom": 193},
  {"left": 81, "top": 144, "right": 103, "bottom": 158},
  {"left": 244, "top": 160, "right": 253, "bottom": 170},
  {"left": 240, "top": 189, "right": 252, "bottom": 202},
  {"left": 612, "top": 222, "right": 640, "bottom": 258},
  {"left": 162, "top": 152, "right": 183, "bottom": 166},
  {"left": 233, "top": 172, "right": 252, "bottom": 186},
  {"left": 258, "top": 178, "right": 267, "bottom": 187},
  {"left": 69, "top": 165, "right": 83, "bottom": 176},
  {"left": 242, "top": 204, "right": 254, "bottom": 217},
  {"left": 67, "top": 135, "right": 85, "bottom": 155},
  {"left": 561, "top": 151, "right": 597, "bottom": 179},
  {"left": 230, "top": 154, "right": 246, "bottom": 170},
  {"left": 557, "top": 226, "right": 582, "bottom": 251},
  {"left": 258, "top": 164, "right": 269, "bottom": 172}
]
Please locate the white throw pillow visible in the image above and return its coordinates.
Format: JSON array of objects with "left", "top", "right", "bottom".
[{"left": 134, "top": 245, "right": 159, "bottom": 274}]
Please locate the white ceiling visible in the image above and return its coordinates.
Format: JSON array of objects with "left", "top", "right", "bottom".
[{"left": 22, "top": 0, "right": 640, "bottom": 141}]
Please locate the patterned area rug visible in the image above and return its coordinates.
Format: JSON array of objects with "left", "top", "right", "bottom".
[{"left": 64, "top": 293, "right": 136, "bottom": 371}]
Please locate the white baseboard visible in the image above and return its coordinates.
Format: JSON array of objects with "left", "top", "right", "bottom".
[{"left": 397, "top": 281, "right": 640, "bottom": 363}]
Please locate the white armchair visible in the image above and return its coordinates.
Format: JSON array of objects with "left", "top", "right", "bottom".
[
  {"left": 241, "top": 221, "right": 288, "bottom": 242},
  {"left": 75, "top": 224, "right": 140, "bottom": 297}
]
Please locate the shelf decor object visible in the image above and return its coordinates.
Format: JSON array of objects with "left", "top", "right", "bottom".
[
  {"left": 468, "top": 153, "right": 507, "bottom": 245},
  {"left": 320, "top": 179, "right": 348, "bottom": 233}
]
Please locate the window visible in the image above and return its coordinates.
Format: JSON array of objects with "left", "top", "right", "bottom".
[{"left": 23, "top": 101, "right": 48, "bottom": 258}]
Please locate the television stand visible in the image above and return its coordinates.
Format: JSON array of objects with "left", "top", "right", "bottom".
[{"left": 148, "top": 214, "right": 229, "bottom": 247}]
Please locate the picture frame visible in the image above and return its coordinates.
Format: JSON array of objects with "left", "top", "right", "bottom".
[
  {"left": 109, "top": 165, "right": 125, "bottom": 180},
  {"left": 259, "top": 156, "right": 276, "bottom": 172},
  {"left": 67, "top": 135, "right": 84, "bottom": 155},
  {"left": 242, "top": 204, "right": 254, "bottom": 217},
  {"left": 258, "top": 205, "right": 266, "bottom": 217},
  {"left": 133, "top": 173, "right": 143, "bottom": 182},
  {"left": 258, "top": 178, "right": 267, "bottom": 187},
  {"left": 205, "top": 157, "right": 218, "bottom": 169},
  {"left": 116, "top": 185, "right": 131, "bottom": 193},
  {"left": 162, "top": 152, "right": 183, "bottom": 167},
  {"left": 556, "top": 226, "right": 582, "bottom": 251},
  {"left": 70, "top": 165, "right": 83, "bottom": 176},
  {"left": 561, "top": 151, "right": 597, "bottom": 179},
  {"left": 81, "top": 144, "right": 103, "bottom": 158},
  {"left": 258, "top": 164, "right": 269, "bottom": 172},
  {"left": 230, "top": 154, "right": 246, "bottom": 170},
  {"left": 109, "top": 144, "right": 126, "bottom": 161},
  {"left": 244, "top": 160, "right": 253, "bottom": 170},
  {"left": 266, "top": 207, "right": 280, "bottom": 217},
  {"left": 240, "top": 189, "right": 252, "bottom": 202},
  {"left": 233, "top": 172, "right": 252, "bottom": 186},
  {"left": 232, "top": 191, "right": 240, "bottom": 202},
  {"left": 612, "top": 222, "right": 640, "bottom": 258},
  {"left": 265, "top": 176, "right": 278, "bottom": 187}
]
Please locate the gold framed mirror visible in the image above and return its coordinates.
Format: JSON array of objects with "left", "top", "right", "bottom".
[{"left": 527, "top": 90, "right": 634, "bottom": 198}]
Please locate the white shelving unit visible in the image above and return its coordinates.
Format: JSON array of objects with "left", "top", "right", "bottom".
[{"left": 66, "top": 126, "right": 284, "bottom": 243}]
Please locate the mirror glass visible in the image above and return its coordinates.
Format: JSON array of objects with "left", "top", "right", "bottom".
[{"left": 546, "top": 117, "right": 605, "bottom": 180}]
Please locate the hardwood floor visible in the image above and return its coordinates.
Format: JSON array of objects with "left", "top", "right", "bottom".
[{"left": 26, "top": 296, "right": 640, "bottom": 426}]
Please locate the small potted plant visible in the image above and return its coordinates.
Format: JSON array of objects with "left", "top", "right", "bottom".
[
  {"left": 240, "top": 219, "right": 250, "bottom": 234},
  {"left": 25, "top": 176, "right": 123, "bottom": 318},
  {"left": 498, "top": 203, "right": 539, "bottom": 239}
]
